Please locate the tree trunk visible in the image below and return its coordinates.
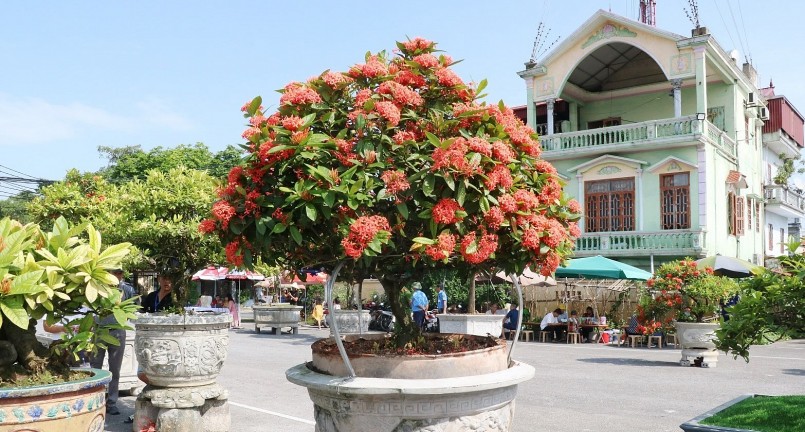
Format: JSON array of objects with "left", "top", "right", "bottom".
[
  {"left": 0, "top": 318, "right": 52, "bottom": 374},
  {"left": 468, "top": 271, "right": 477, "bottom": 314},
  {"left": 378, "top": 275, "right": 419, "bottom": 346}
]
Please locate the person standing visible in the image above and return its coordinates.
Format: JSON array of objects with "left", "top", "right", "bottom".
[
  {"left": 227, "top": 294, "right": 241, "bottom": 329},
  {"left": 91, "top": 268, "right": 136, "bottom": 416},
  {"left": 141, "top": 275, "right": 174, "bottom": 313},
  {"left": 436, "top": 283, "right": 448, "bottom": 314},
  {"left": 410, "top": 282, "right": 429, "bottom": 328}
]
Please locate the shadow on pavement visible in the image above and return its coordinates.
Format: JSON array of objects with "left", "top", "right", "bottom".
[
  {"left": 782, "top": 368, "right": 805, "bottom": 376},
  {"left": 577, "top": 357, "right": 679, "bottom": 367}
]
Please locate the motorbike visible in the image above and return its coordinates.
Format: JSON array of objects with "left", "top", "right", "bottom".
[
  {"left": 368, "top": 302, "right": 394, "bottom": 332},
  {"left": 423, "top": 309, "right": 440, "bottom": 333}
]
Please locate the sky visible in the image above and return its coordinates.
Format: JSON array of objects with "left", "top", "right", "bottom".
[{"left": 1, "top": 0, "right": 803, "bottom": 196}]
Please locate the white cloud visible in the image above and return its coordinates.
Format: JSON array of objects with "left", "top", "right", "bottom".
[{"left": 0, "top": 94, "right": 194, "bottom": 146}]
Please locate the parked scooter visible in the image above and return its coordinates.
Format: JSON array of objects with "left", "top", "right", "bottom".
[
  {"left": 423, "top": 309, "right": 440, "bottom": 333},
  {"left": 368, "top": 303, "right": 394, "bottom": 332}
]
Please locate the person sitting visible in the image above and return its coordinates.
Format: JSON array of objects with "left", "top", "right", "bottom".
[
  {"left": 540, "top": 308, "right": 564, "bottom": 342},
  {"left": 568, "top": 310, "right": 580, "bottom": 335},
  {"left": 486, "top": 303, "right": 506, "bottom": 315},
  {"left": 311, "top": 298, "right": 326, "bottom": 329},
  {"left": 502, "top": 304, "right": 519, "bottom": 338},
  {"left": 580, "top": 306, "right": 595, "bottom": 342}
]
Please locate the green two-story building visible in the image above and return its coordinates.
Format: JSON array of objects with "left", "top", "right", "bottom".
[{"left": 517, "top": 10, "right": 782, "bottom": 271}]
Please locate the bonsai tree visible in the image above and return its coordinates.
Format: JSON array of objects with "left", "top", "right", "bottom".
[
  {"left": 202, "top": 37, "right": 580, "bottom": 344},
  {"left": 29, "top": 166, "right": 224, "bottom": 306},
  {"left": 0, "top": 217, "right": 137, "bottom": 384},
  {"left": 642, "top": 258, "right": 739, "bottom": 329},
  {"left": 717, "top": 240, "right": 805, "bottom": 361}
]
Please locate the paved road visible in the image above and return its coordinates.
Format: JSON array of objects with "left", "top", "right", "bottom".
[{"left": 107, "top": 327, "right": 805, "bottom": 431}]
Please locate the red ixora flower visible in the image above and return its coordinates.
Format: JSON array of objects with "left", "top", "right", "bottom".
[
  {"left": 341, "top": 215, "right": 391, "bottom": 259},
  {"left": 425, "top": 233, "right": 457, "bottom": 261},
  {"left": 432, "top": 198, "right": 464, "bottom": 225},
  {"left": 380, "top": 170, "right": 410, "bottom": 195}
]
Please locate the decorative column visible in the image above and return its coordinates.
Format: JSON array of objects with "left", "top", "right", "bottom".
[
  {"left": 636, "top": 168, "right": 644, "bottom": 231},
  {"left": 576, "top": 173, "right": 585, "bottom": 233},
  {"left": 525, "top": 79, "right": 536, "bottom": 130},
  {"left": 671, "top": 79, "right": 683, "bottom": 118},
  {"left": 546, "top": 98, "right": 555, "bottom": 135},
  {"left": 694, "top": 46, "right": 707, "bottom": 115},
  {"left": 569, "top": 101, "right": 578, "bottom": 132}
]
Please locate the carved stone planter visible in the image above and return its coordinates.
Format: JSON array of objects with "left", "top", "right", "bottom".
[
  {"left": 0, "top": 368, "right": 111, "bottom": 432},
  {"left": 675, "top": 322, "right": 720, "bottom": 368},
  {"left": 326, "top": 310, "right": 370, "bottom": 334},
  {"left": 134, "top": 313, "right": 231, "bottom": 387},
  {"left": 288, "top": 334, "right": 534, "bottom": 431},
  {"left": 438, "top": 313, "right": 504, "bottom": 336},
  {"left": 253, "top": 304, "right": 302, "bottom": 334}
]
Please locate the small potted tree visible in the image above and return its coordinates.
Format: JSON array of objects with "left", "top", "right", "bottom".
[
  {"left": 0, "top": 217, "right": 137, "bottom": 430},
  {"left": 644, "top": 259, "right": 738, "bottom": 367},
  {"left": 203, "top": 37, "right": 580, "bottom": 430}
]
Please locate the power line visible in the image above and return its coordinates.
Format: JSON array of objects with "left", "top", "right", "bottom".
[
  {"left": 713, "top": 0, "right": 738, "bottom": 53},
  {"left": 735, "top": 0, "right": 753, "bottom": 64},
  {"left": 725, "top": 0, "right": 748, "bottom": 63},
  {"left": 0, "top": 164, "right": 39, "bottom": 180}
]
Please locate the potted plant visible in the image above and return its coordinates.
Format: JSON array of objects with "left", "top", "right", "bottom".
[
  {"left": 0, "top": 216, "right": 137, "bottom": 430},
  {"left": 202, "top": 37, "right": 580, "bottom": 430},
  {"left": 644, "top": 259, "right": 738, "bottom": 367}
]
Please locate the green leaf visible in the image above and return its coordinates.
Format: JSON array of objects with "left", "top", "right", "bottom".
[
  {"left": 465, "top": 239, "right": 479, "bottom": 255},
  {"left": 272, "top": 223, "right": 287, "bottom": 234},
  {"left": 0, "top": 296, "right": 29, "bottom": 329},
  {"left": 457, "top": 181, "right": 467, "bottom": 206},
  {"left": 425, "top": 131, "right": 442, "bottom": 148},
  {"left": 444, "top": 175, "right": 455, "bottom": 191},
  {"left": 8, "top": 270, "right": 44, "bottom": 295},
  {"left": 290, "top": 226, "right": 303, "bottom": 245},
  {"left": 412, "top": 237, "right": 437, "bottom": 245},
  {"left": 323, "top": 191, "right": 335, "bottom": 208},
  {"left": 113, "top": 309, "right": 129, "bottom": 327},
  {"left": 422, "top": 174, "right": 435, "bottom": 197},
  {"left": 396, "top": 202, "right": 409, "bottom": 219},
  {"left": 305, "top": 204, "right": 318, "bottom": 222},
  {"left": 247, "top": 96, "right": 262, "bottom": 116},
  {"left": 479, "top": 196, "right": 490, "bottom": 213},
  {"left": 476, "top": 79, "right": 488, "bottom": 96},
  {"left": 256, "top": 219, "right": 267, "bottom": 235}
]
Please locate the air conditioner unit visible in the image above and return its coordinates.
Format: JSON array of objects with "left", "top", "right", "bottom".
[
  {"left": 759, "top": 106, "right": 769, "bottom": 120},
  {"left": 748, "top": 92, "right": 755, "bottom": 104}
]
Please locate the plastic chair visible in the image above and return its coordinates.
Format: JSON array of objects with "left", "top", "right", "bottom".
[{"left": 566, "top": 332, "right": 581, "bottom": 344}]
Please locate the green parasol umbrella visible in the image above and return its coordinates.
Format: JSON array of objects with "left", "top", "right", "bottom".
[
  {"left": 554, "top": 255, "right": 653, "bottom": 281},
  {"left": 695, "top": 255, "right": 760, "bottom": 278}
]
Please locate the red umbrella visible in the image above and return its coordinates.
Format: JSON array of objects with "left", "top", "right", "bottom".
[
  {"left": 192, "top": 266, "right": 228, "bottom": 281},
  {"left": 226, "top": 269, "right": 265, "bottom": 306},
  {"left": 192, "top": 266, "right": 228, "bottom": 299}
]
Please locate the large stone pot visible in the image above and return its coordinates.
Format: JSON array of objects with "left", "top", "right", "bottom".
[
  {"left": 135, "top": 313, "right": 231, "bottom": 387},
  {"left": 438, "top": 313, "right": 504, "bottom": 336},
  {"left": 287, "top": 334, "right": 534, "bottom": 431},
  {"left": 326, "top": 309, "right": 371, "bottom": 334},
  {"left": 0, "top": 368, "right": 111, "bottom": 432},
  {"left": 675, "top": 321, "right": 720, "bottom": 368},
  {"left": 253, "top": 304, "right": 302, "bottom": 334}
]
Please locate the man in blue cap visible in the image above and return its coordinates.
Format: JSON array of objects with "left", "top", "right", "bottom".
[{"left": 410, "top": 282, "right": 429, "bottom": 329}]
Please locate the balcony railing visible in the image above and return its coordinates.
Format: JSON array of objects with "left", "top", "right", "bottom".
[
  {"left": 539, "top": 115, "right": 737, "bottom": 158},
  {"left": 573, "top": 230, "right": 705, "bottom": 257},
  {"left": 764, "top": 184, "right": 805, "bottom": 217}
]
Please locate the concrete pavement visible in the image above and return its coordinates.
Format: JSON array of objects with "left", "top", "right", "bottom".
[{"left": 106, "top": 326, "right": 805, "bottom": 431}]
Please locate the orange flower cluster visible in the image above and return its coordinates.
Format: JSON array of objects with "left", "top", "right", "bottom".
[{"left": 341, "top": 215, "right": 390, "bottom": 259}]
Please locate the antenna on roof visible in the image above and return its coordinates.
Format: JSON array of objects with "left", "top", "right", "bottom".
[
  {"left": 684, "top": 0, "right": 701, "bottom": 30},
  {"left": 528, "top": 21, "right": 560, "bottom": 65},
  {"left": 639, "top": 0, "right": 656, "bottom": 26}
]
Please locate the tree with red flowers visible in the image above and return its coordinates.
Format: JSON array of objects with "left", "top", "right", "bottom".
[
  {"left": 202, "top": 38, "right": 580, "bottom": 342},
  {"left": 642, "top": 259, "right": 738, "bottom": 326}
]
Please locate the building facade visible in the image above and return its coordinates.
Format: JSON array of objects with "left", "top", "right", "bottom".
[{"left": 517, "top": 10, "right": 802, "bottom": 271}]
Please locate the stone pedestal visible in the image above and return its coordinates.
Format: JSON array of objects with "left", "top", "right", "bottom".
[
  {"left": 326, "top": 309, "right": 371, "bottom": 334},
  {"left": 134, "top": 383, "right": 230, "bottom": 432},
  {"left": 253, "top": 305, "right": 302, "bottom": 334},
  {"left": 438, "top": 313, "right": 504, "bottom": 336}
]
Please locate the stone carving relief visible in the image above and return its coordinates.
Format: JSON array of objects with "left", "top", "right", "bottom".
[
  {"left": 597, "top": 165, "right": 622, "bottom": 175},
  {"left": 582, "top": 23, "right": 637, "bottom": 48}
]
